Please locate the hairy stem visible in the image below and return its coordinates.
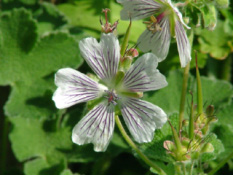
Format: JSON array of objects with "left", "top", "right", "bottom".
[
  {"left": 189, "top": 92, "right": 194, "bottom": 140},
  {"left": 179, "top": 63, "right": 190, "bottom": 135},
  {"left": 189, "top": 161, "right": 194, "bottom": 175},
  {"left": 115, "top": 115, "right": 166, "bottom": 175},
  {"left": 120, "top": 21, "right": 132, "bottom": 57},
  {"left": 182, "top": 163, "right": 186, "bottom": 175},
  {"left": 196, "top": 55, "right": 203, "bottom": 115}
]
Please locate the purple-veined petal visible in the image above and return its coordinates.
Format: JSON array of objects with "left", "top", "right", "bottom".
[
  {"left": 52, "top": 68, "right": 107, "bottom": 109},
  {"left": 175, "top": 20, "right": 191, "bottom": 67},
  {"left": 79, "top": 33, "right": 120, "bottom": 82},
  {"left": 172, "top": 5, "right": 191, "bottom": 30},
  {"left": 138, "top": 17, "right": 171, "bottom": 62},
  {"left": 72, "top": 102, "right": 115, "bottom": 152},
  {"left": 119, "top": 97, "right": 167, "bottom": 143},
  {"left": 123, "top": 53, "right": 167, "bottom": 92},
  {"left": 117, "top": 0, "right": 162, "bottom": 20}
]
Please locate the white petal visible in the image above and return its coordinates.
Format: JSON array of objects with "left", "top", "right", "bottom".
[
  {"left": 79, "top": 33, "right": 120, "bottom": 81},
  {"left": 138, "top": 17, "right": 171, "bottom": 62},
  {"left": 173, "top": 5, "right": 191, "bottom": 29},
  {"left": 175, "top": 21, "right": 191, "bottom": 67},
  {"left": 118, "top": 0, "right": 162, "bottom": 20},
  {"left": 119, "top": 97, "right": 167, "bottom": 143},
  {"left": 72, "top": 103, "right": 115, "bottom": 152},
  {"left": 123, "top": 53, "right": 167, "bottom": 92},
  {"left": 52, "top": 68, "right": 107, "bottom": 109}
]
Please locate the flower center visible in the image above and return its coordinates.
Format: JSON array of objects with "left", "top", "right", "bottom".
[
  {"left": 104, "top": 90, "right": 119, "bottom": 106},
  {"left": 143, "top": 15, "right": 162, "bottom": 33}
]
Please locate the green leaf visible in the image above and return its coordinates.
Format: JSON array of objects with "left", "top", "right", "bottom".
[
  {"left": 212, "top": 124, "right": 233, "bottom": 158},
  {"left": 0, "top": 8, "right": 82, "bottom": 85},
  {"left": 60, "top": 169, "right": 74, "bottom": 175},
  {"left": 57, "top": 1, "right": 145, "bottom": 42},
  {"left": 9, "top": 117, "right": 72, "bottom": 163},
  {"left": 201, "top": 134, "right": 225, "bottom": 162},
  {"left": 211, "top": 102, "right": 233, "bottom": 158},
  {"left": 196, "top": 20, "right": 233, "bottom": 60},
  {"left": 194, "top": 77, "right": 233, "bottom": 109},
  {"left": 24, "top": 159, "right": 65, "bottom": 175},
  {"left": 200, "top": 4, "right": 217, "bottom": 30},
  {"left": 9, "top": 115, "right": 100, "bottom": 175},
  {"left": 139, "top": 113, "right": 179, "bottom": 163},
  {"left": 2, "top": 1, "right": 69, "bottom": 35},
  {"left": 35, "top": 2, "right": 69, "bottom": 35},
  {"left": 144, "top": 70, "right": 193, "bottom": 115},
  {"left": 4, "top": 78, "right": 57, "bottom": 118},
  {"left": 150, "top": 162, "right": 174, "bottom": 175},
  {"left": 216, "top": 102, "right": 233, "bottom": 129}
]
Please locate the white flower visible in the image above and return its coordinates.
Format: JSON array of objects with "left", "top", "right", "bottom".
[
  {"left": 52, "top": 33, "right": 168, "bottom": 152},
  {"left": 118, "top": 0, "right": 191, "bottom": 67}
]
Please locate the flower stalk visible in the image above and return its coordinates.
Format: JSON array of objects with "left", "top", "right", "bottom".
[
  {"left": 168, "top": 121, "right": 182, "bottom": 153},
  {"left": 120, "top": 20, "right": 132, "bottom": 57},
  {"left": 189, "top": 91, "right": 194, "bottom": 140},
  {"left": 115, "top": 115, "right": 167, "bottom": 175},
  {"left": 179, "top": 63, "right": 190, "bottom": 135},
  {"left": 195, "top": 53, "right": 203, "bottom": 115}
]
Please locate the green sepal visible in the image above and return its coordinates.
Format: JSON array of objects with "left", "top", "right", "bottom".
[
  {"left": 120, "top": 91, "right": 143, "bottom": 98},
  {"left": 201, "top": 143, "right": 214, "bottom": 153},
  {"left": 115, "top": 71, "right": 125, "bottom": 87},
  {"left": 87, "top": 97, "right": 104, "bottom": 110}
]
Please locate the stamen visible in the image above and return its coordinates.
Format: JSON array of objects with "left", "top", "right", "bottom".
[
  {"left": 143, "top": 15, "right": 162, "bottom": 33},
  {"left": 102, "top": 8, "right": 110, "bottom": 25},
  {"left": 104, "top": 90, "right": 119, "bottom": 106}
]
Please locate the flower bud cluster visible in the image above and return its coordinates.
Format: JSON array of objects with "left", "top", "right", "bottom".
[
  {"left": 194, "top": 105, "right": 217, "bottom": 135},
  {"left": 163, "top": 105, "right": 217, "bottom": 163}
]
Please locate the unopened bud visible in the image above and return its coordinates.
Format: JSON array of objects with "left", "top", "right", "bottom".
[
  {"left": 127, "top": 48, "right": 139, "bottom": 58},
  {"left": 191, "top": 151, "right": 200, "bottom": 160},
  {"left": 201, "top": 143, "right": 214, "bottom": 153},
  {"left": 206, "top": 105, "right": 214, "bottom": 116},
  {"left": 163, "top": 140, "right": 175, "bottom": 151},
  {"left": 182, "top": 119, "right": 189, "bottom": 126},
  {"left": 216, "top": 0, "right": 229, "bottom": 8}
]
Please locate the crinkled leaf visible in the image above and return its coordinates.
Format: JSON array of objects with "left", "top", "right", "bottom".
[
  {"left": 9, "top": 117, "right": 72, "bottom": 163},
  {"left": 9, "top": 115, "right": 100, "bottom": 175},
  {"left": 193, "top": 77, "right": 233, "bottom": 109},
  {"left": 212, "top": 102, "right": 233, "bottom": 157},
  {"left": 201, "top": 134, "right": 225, "bottom": 162},
  {"left": 2, "top": 1, "right": 69, "bottom": 35},
  {"left": 35, "top": 2, "right": 69, "bottom": 35},
  {"left": 4, "top": 78, "right": 57, "bottom": 118},
  {"left": 196, "top": 20, "right": 233, "bottom": 60},
  {"left": 139, "top": 113, "right": 179, "bottom": 163},
  {"left": 200, "top": 4, "right": 217, "bottom": 30},
  {"left": 212, "top": 124, "right": 233, "bottom": 158},
  {"left": 216, "top": 102, "right": 233, "bottom": 129},
  {"left": 60, "top": 169, "right": 74, "bottom": 175},
  {"left": 150, "top": 162, "right": 174, "bottom": 175},
  {"left": 0, "top": 9, "right": 82, "bottom": 85},
  {"left": 24, "top": 159, "right": 65, "bottom": 175},
  {"left": 147, "top": 70, "right": 233, "bottom": 115},
  {"left": 144, "top": 70, "right": 193, "bottom": 115}
]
